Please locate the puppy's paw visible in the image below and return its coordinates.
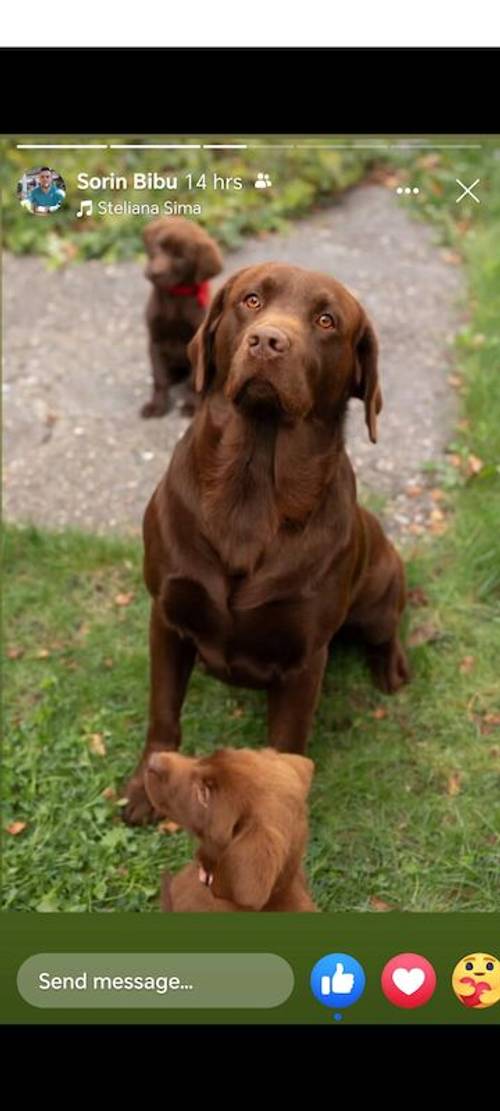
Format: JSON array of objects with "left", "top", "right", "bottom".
[
  {"left": 140, "top": 397, "right": 170, "bottom": 419},
  {"left": 121, "top": 775, "right": 159, "bottom": 826},
  {"left": 179, "top": 399, "right": 196, "bottom": 418}
]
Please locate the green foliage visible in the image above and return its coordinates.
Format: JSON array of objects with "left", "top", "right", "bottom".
[{"left": 1, "top": 138, "right": 369, "bottom": 262}]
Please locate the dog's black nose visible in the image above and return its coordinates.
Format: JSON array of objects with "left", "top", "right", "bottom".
[{"left": 247, "top": 326, "right": 290, "bottom": 359}]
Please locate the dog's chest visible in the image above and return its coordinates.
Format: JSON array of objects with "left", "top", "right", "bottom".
[
  {"left": 162, "top": 572, "right": 314, "bottom": 685},
  {"left": 150, "top": 300, "right": 202, "bottom": 343}
]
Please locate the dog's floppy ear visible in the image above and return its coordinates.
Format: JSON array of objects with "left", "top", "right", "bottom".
[
  {"left": 195, "top": 236, "right": 224, "bottom": 282},
  {"left": 211, "top": 822, "right": 287, "bottom": 910},
  {"left": 142, "top": 218, "right": 163, "bottom": 251},
  {"left": 352, "top": 313, "right": 383, "bottom": 444},
  {"left": 188, "top": 280, "right": 229, "bottom": 395}
]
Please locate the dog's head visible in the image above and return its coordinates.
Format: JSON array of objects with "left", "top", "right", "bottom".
[
  {"left": 143, "top": 216, "right": 223, "bottom": 290},
  {"left": 145, "top": 747, "right": 314, "bottom": 909},
  {"left": 188, "top": 262, "right": 382, "bottom": 442}
]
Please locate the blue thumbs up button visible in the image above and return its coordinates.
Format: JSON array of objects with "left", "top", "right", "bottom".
[{"left": 310, "top": 953, "right": 366, "bottom": 1009}]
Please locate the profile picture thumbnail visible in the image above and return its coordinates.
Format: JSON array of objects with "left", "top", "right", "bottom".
[{"left": 17, "top": 166, "right": 66, "bottom": 215}]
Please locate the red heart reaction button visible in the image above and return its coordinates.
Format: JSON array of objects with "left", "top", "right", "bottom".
[{"left": 381, "top": 953, "right": 437, "bottom": 1008}]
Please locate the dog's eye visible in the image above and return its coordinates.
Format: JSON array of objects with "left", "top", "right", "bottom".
[
  {"left": 243, "top": 293, "right": 262, "bottom": 310},
  {"left": 316, "top": 312, "right": 336, "bottom": 330}
]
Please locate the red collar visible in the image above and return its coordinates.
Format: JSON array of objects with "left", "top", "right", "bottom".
[{"left": 166, "top": 281, "right": 210, "bottom": 308}]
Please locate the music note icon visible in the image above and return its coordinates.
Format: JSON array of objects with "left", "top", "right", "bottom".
[{"left": 76, "top": 199, "right": 93, "bottom": 218}]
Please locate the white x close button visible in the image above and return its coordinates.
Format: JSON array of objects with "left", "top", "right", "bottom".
[{"left": 456, "top": 178, "right": 481, "bottom": 204}]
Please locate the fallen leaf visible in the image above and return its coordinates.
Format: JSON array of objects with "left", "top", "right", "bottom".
[
  {"left": 429, "top": 507, "right": 445, "bottom": 523},
  {"left": 408, "top": 622, "right": 442, "bottom": 648},
  {"left": 372, "top": 707, "right": 388, "bottom": 720},
  {"left": 448, "top": 453, "right": 462, "bottom": 468},
  {"left": 369, "top": 896, "right": 395, "bottom": 912},
  {"left": 7, "top": 646, "right": 24, "bottom": 660},
  {"left": 407, "top": 587, "right": 429, "bottom": 607},
  {"left": 446, "top": 772, "right": 462, "bottom": 796},
  {"left": 102, "top": 786, "right": 116, "bottom": 800},
  {"left": 447, "top": 374, "right": 463, "bottom": 389},
  {"left": 484, "top": 713, "right": 500, "bottom": 726},
  {"left": 430, "top": 488, "right": 445, "bottom": 502},
  {"left": 88, "top": 732, "right": 107, "bottom": 756},
  {"left": 103, "top": 657, "right": 114, "bottom": 669},
  {"left": 114, "top": 592, "right": 135, "bottom": 607},
  {"left": 466, "top": 454, "right": 483, "bottom": 476},
  {"left": 406, "top": 484, "right": 423, "bottom": 497},
  {"left": 459, "top": 655, "right": 475, "bottom": 674},
  {"left": 35, "top": 648, "right": 50, "bottom": 659},
  {"left": 6, "top": 821, "right": 27, "bottom": 835},
  {"left": 159, "top": 819, "right": 181, "bottom": 834},
  {"left": 441, "top": 249, "right": 462, "bottom": 265},
  {"left": 429, "top": 518, "right": 448, "bottom": 535}
]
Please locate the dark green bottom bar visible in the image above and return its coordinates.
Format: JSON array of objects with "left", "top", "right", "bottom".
[{"left": 2, "top": 912, "right": 499, "bottom": 1025}]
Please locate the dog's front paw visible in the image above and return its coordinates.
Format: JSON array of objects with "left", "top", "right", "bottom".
[
  {"left": 140, "top": 397, "right": 170, "bottom": 419},
  {"left": 121, "top": 774, "right": 158, "bottom": 825}
]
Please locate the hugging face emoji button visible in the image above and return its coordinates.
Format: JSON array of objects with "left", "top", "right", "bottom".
[{"left": 452, "top": 953, "right": 500, "bottom": 1009}]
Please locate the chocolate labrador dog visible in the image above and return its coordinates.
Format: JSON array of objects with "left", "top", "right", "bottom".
[
  {"left": 141, "top": 216, "right": 223, "bottom": 418},
  {"left": 145, "top": 747, "right": 316, "bottom": 911},
  {"left": 124, "top": 262, "right": 409, "bottom": 824}
]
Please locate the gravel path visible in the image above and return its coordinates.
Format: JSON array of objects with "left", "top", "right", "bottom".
[{"left": 3, "top": 184, "right": 464, "bottom": 540}]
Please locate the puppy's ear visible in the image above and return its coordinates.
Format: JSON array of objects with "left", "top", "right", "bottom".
[
  {"left": 278, "top": 754, "right": 315, "bottom": 798},
  {"left": 142, "top": 218, "right": 162, "bottom": 251},
  {"left": 188, "top": 281, "right": 227, "bottom": 395},
  {"left": 193, "top": 769, "right": 235, "bottom": 843},
  {"left": 195, "top": 237, "right": 224, "bottom": 282},
  {"left": 352, "top": 314, "right": 383, "bottom": 444},
  {"left": 212, "top": 822, "right": 286, "bottom": 910}
]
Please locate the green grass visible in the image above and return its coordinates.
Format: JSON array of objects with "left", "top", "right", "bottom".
[
  {"left": 3, "top": 138, "right": 500, "bottom": 911},
  {"left": 3, "top": 508, "right": 499, "bottom": 912}
]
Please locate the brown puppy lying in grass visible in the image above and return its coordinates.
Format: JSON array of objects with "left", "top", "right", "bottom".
[{"left": 145, "top": 747, "right": 317, "bottom": 911}]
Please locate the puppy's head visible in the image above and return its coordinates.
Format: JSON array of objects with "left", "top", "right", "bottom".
[
  {"left": 145, "top": 747, "right": 314, "bottom": 910},
  {"left": 143, "top": 216, "right": 223, "bottom": 290},
  {"left": 189, "top": 262, "right": 382, "bottom": 441}
]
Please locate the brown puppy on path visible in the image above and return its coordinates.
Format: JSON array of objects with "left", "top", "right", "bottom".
[
  {"left": 145, "top": 747, "right": 317, "bottom": 911},
  {"left": 124, "top": 262, "right": 409, "bottom": 825},
  {"left": 141, "top": 216, "right": 223, "bottom": 418}
]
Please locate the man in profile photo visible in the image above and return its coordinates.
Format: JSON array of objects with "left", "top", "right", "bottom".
[{"left": 27, "top": 167, "right": 65, "bottom": 213}]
